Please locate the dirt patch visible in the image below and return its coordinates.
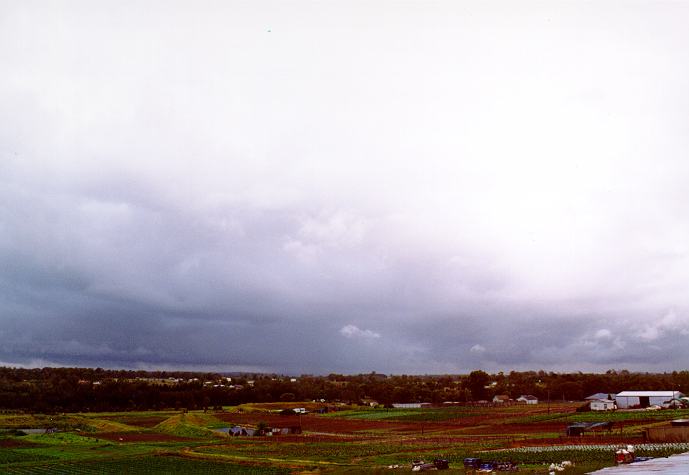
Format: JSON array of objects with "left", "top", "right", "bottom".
[{"left": 84, "top": 432, "right": 198, "bottom": 442}]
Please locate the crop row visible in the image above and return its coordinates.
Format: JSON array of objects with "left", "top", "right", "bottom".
[
  {"left": 509, "top": 409, "right": 689, "bottom": 425},
  {"left": 0, "top": 450, "right": 54, "bottom": 465},
  {"left": 2, "top": 456, "right": 290, "bottom": 474},
  {"left": 479, "top": 443, "right": 689, "bottom": 464},
  {"left": 199, "top": 441, "right": 463, "bottom": 461},
  {"left": 507, "top": 442, "right": 689, "bottom": 452}
]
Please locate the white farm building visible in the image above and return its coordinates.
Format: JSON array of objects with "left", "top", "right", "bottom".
[
  {"left": 590, "top": 399, "right": 616, "bottom": 411},
  {"left": 615, "top": 391, "right": 684, "bottom": 409}
]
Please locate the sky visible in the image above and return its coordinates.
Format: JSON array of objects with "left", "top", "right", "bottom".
[{"left": 2, "top": 1, "right": 689, "bottom": 375}]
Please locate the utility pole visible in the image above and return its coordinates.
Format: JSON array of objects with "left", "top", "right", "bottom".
[{"left": 547, "top": 389, "right": 551, "bottom": 415}]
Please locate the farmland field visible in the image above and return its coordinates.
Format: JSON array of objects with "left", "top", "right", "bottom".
[{"left": 2, "top": 403, "right": 689, "bottom": 473}]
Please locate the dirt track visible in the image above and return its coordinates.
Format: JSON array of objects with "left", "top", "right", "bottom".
[
  {"left": 98, "top": 415, "right": 169, "bottom": 428},
  {"left": 86, "top": 432, "right": 197, "bottom": 442}
]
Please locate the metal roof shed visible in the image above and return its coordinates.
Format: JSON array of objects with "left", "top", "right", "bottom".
[{"left": 615, "top": 391, "right": 684, "bottom": 409}]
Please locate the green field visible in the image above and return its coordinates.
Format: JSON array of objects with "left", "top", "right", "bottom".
[{"left": 3, "top": 404, "right": 689, "bottom": 474}]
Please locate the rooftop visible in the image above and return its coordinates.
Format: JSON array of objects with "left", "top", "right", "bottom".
[
  {"left": 586, "top": 392, "right": 611, "bottom": 400},
  {"left": 616, "top": 391, "right": 683, "bottom": 397},
  {"left": 591, "top": 451, "right": 689, "bottom": 474}
]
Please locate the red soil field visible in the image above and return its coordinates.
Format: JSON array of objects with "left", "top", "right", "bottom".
[
  {"left": 214, "top": 409, "right": 575, "bottom": 436},
  {"left": 0, "top": 438, "right": 43, "bottom": 448},
  {"left": 460, "top": 422, "right": 566, "bottom": 434},
  {"left": 214, "top": 413, "right": 420, "bottom": 433}
]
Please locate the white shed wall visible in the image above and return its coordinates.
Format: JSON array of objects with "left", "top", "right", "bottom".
[
  {"left": 616, "top": 396, "right": 672, "bottom": 409},
  {"left": 591, "top": 400, "right": 615, "bottom": 411}
]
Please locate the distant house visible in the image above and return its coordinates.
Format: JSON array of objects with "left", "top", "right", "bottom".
[
  {"left": 590, "top": 399, "right": 616, "bottom": 411},
  {"left": 492, "top": 395, "right": 510, "bottom": 404},
  {"left": 516, "top": 395, "right": 538, "bottom": 405},
  {"left": 361, "top": 398, "right": 379, "bottom": 407},
  {"left": 615, "top": 391, "right": 685, "bottom": 409}
]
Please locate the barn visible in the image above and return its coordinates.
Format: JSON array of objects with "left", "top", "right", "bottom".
[{"left": 615, "top": 391, "right": 684, "bottom": 409}]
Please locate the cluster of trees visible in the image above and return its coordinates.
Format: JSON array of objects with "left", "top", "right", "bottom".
[{"left": 2, "top": 366, "right": 689, "bottom": 413}]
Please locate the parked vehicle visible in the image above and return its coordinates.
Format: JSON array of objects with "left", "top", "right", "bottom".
[
  {"left": 463, "top": 459, "right": 518, "bottom": 472},
  {"left": 410, "top": 458, "right": 450, "bottom": 471}
]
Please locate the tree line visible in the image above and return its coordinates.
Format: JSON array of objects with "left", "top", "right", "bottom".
[{"left": 1, "top": 366, "right": 689, "bottom": 413}]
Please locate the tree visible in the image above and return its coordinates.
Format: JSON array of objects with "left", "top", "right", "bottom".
[{"left": 467, "top": 370, "right": 490, "bottom": 401}]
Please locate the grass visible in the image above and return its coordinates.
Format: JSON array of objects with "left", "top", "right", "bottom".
[{"left": 153, "top": 413, "right": 223, "bottom": 438}]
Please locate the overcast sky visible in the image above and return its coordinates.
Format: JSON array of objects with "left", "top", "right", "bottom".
[{"left": 2, "top": 1, "right": 689, "bottom": 374}]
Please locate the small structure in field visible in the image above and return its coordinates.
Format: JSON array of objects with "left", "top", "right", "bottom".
[
  {"left": 516, "top": 395, "right": 538, "bottom": 405},
  {"left": 566, "top": 421, "right": 613, "bottom": 436},
  {"left": 492, "top": 395, "right": 510, "bottom": 404},
  {"left": 360, "top": 398, "right": 379, "bottom": 407},
  {"left": 392, "top": 403, "right": 431, "bottom": 408}
]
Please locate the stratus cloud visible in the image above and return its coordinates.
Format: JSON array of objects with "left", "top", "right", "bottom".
[
  {"left": 340, "top": 325, "right": 381, "bottom": 340},
  {"left": 470, "top": 344, "right": 486, "bottom": 353}
]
